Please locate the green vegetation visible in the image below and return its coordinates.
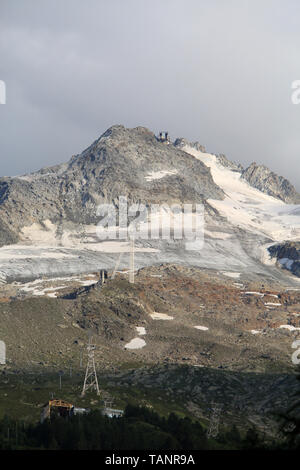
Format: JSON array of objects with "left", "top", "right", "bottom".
[
  {"left": 277, "top": 367, "right": 300, "bottom": 449},
  {"left": 0, "top": 405, "right": 291, "bottom": 451},
  {"left": 0, "top": 368, "right": 298, "bottom": 450},
  {"left": 0, "top": 370, "right": 199, "bottom": 424}
]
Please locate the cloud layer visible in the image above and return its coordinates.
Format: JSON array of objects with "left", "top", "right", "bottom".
[{"left": 0, "top": 0, "right": 299, "bottom": 189}]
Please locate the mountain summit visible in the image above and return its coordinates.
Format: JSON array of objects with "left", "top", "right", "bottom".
[
  {"left": 0, "top": 125, "right": 223, "bottom": 248},
  {"left": 0, "top": 124, "right": 299, "bottom": 283}
]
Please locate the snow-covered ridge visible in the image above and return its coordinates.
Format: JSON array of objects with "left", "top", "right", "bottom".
[
  {"left": 182, "top": 145, "right": 300, "bottom": 243},
  {"left": 124, "top": 338, "right": 146, "bottom": 349},
  {"left": 145, "top": 169, "right": 178, "bottom": 181},
  {"left": 150, "top": 312, "right": 174, "bottom": 320}
]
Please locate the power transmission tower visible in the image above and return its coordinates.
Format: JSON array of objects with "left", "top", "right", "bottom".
[
  {"left": 207, "top": 403, "right": 222, "bottom": 439},
  {"left": 129, "top": 236, "right": 135, "bottom": 284},
  {"left": 81, "top": 335, "right": 100, "bottom": 397}
]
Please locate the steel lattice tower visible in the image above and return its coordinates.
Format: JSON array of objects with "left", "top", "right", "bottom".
[
  {"left": 81, "top": 336, "right": 100, "bottom": 397},
  {"left": 207, "top": 404, "right": 222, "bottom": 439}
]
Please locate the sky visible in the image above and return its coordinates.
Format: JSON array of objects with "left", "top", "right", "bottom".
[{"left": 0, "top": 0, "right": 300, "bottom": 190}]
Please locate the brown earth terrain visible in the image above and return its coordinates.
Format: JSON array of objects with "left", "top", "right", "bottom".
[{"left": 0, "top": 264, "right": 299, "bottom": 372}]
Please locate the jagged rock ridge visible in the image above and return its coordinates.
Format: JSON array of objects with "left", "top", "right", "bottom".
[{"left": 241, "top": 162, "right": 300, "bottom": 204}]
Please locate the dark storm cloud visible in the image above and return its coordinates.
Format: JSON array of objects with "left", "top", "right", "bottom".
[{"left": 0, "top": 0, "right": 299, "bottom": 189}]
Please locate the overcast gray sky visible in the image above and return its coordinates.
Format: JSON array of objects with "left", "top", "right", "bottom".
[{"left": 0, "top": 0, "right": 300, "bottom": 189}]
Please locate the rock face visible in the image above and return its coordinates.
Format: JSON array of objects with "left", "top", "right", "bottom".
[
  {"left": 0, "top": 125, "right": 224, "bottom": 247},
  {"left": 268, "top": 242, "right": 300, "bottom": 277},
  {"left": 174, "top": 138, "right": 207, "bottom": 154},
  {"left": 241, "top": 162, "right": 300, "bottom": 204},
  {"left": 216, "top": 154, "right": 243, "bottom": 172}
]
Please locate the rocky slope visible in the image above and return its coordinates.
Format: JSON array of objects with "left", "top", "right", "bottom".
[
  {"left": 106, "top": 364, "right": 299, "bottom": 437},
  {"left": 1, "top": 264, "right": 299, "bottom": 371}
]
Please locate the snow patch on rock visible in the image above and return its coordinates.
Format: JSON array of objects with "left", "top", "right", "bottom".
[
  {"left": 279, "top": 325, "right": 300, "bottom": 331},
  {"left": 220, "top": 271, "right": 241, "bottom": 279},
  {"left": 136, "top": 327, "right": 146, "bottom": 336},
  {"left": 124, "top": 338, "right": 146, "bottom": 349},
  {"left": 145, "top": 170, "right": 178, "bottom": 181},
  {"left": 150, "top": 312, "right": 174, "bottom": 320}
]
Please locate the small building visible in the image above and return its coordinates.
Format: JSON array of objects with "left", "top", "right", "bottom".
[
  {"left": 157, "top": 131, "right": 170, "bottom": 143},
  {"left": 73, "top": 407, "right": 90, "bottom": 416},
  {"left": 40, "top": 400, "right": 90, "bottom": 423},
  {"left": 40, "top": 399, "right": 74, "bottom": 423},
  {"left": 101, "top": 407, "right": 124, "bottom": 418}
]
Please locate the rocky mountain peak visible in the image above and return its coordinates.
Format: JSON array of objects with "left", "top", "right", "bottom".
[
  {"left": 0, "top": 125, "right": 224, "bottom": 247},
  {"left": 241, "top": 162, "right": 300, "bottom": 204}
]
